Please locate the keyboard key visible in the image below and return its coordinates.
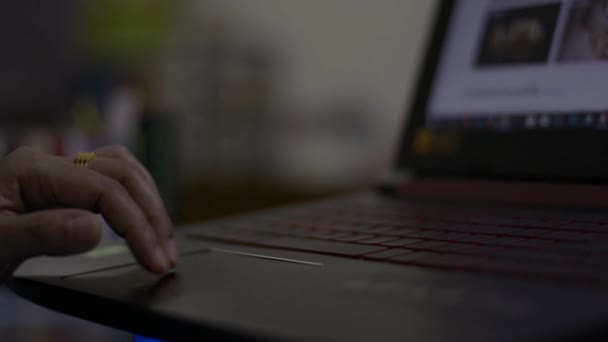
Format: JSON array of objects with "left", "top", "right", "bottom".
[
  {"left": 506, "top": 228, "right": 552, "bottom": 238},
  {"left": 480, "top": 259, "right": 548, "bottom": 275},
  {"left": 425, "top": 232, "right": 468, "bottom": 241},
  {"left": 442, "top": 224, "right": 521, "bottom": 235},
  {"left": 381, "top": 238, "right": 424, "bottom": 247},
  {"left": 451, "top": 234, "right": 495, "bottom": 243},
  {"left": 306, "top": 231, "right": 354, "bottom": 240},
  {"left": 260, "top": 237, "right": 385, "bottom": 256},
  {"left": 555, "top": 222, "right": 602, "bottom": 230},
  {"left": 579, "top": 232, "right": 608, "bottom": 241},
  {"left": 417, "top": 221, "right": 447, "bottom": 230},
  {"left": 381, "top": 228, "right": 420, "bottom": 236},
  {"left": 216, "top": 199, "right": 608, "bottom": 283},
  {"left": 335, "top": 233, "right": 375, "bottom": 242},
  {"left": 394, "top": 218, "right": 425, "bottom": 227},
  {"left": 429, "top": 223, "right": 473, "bottom": 232},
  {"left": 189, "top": 227, "right": 246, "bottom": 240},
  {"left": 573, "top": 258, "right": 608, "bottom": 271},
  {"left": 362, "top": 248, "right": 413, "bottom": 260},
  {"left": 481, "top": 226, "right": 525, "bottom": 235},
  {"left": 484, "top": 237, "right": 525, "bottom": 246},
  {"left": 547, "top": 241, "right": 595, "bottom": 254},
  {"left": 230, "top": 224, "right": 287, "bottom": 235},
  {"left": 588, "top": 224, "right": 608, "bottom": 231},
  {"left": 512, "top": 239, "right": 557, "bottom": 248},
  {"left": 352, "top": 225, "right": 398, "bottom": 234},
  {"left": 356, "top": 236, "right": 400, "bottom": 245},
  {"left": 492, "top": 249, "right": 575, "bottom": 266},
  {"left": 390, "top": 251, "right": 439, "bottom": 263},
  {"left": 527, "top": 220, "right": 572, "bottom": 229},
  {"left": 312, "top": 223, "right": 351, "bottom": 231},
  {"left": 279, "top": 228, "right": 317, "bottom": 238},
  {"left": 233, "top": 231, "right": 277, "bottom": 243},
  {"left": 417, "top": 254, "right": 484, "bottom": 268},
  {"left": 408, "top": 241, "right": 448, "bottom": 250},
  {"left": 403, "top": 230, "right": 446, "bottom": 239},
  {"left": 428, "top": 243, "right": 476, "bottom": 252},
  {"left": 471, "top": 217, "right": 542, "bottom": 226},
  {"left": 540, "top": 230, "right": 589, "bottom": 241},
  {"left": 463, "top": 246, "right": 505, "bottom": 256},
  {"left": 584, "top": 242, "right": 608, "bottom": 253}
]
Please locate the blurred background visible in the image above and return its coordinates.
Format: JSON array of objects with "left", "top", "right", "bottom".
[{"left": 0, "top": 0, "right": 433, "bottom": 340}]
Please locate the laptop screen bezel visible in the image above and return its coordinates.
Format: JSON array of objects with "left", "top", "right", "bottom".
[{"left": 396, "top": 0, "right": 608, "bottom": 183}]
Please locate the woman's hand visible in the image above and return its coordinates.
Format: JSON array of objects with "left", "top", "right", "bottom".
[{"left": 0, "top": 145, "right": 176, "bottom": 283}]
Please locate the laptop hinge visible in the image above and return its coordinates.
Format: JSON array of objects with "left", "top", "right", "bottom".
[
  {"left": 391, "top": 177, "right": 608, "bottom": 208},
  {"left": 375, "top": 170, "right": 412, "bottom": 195}
]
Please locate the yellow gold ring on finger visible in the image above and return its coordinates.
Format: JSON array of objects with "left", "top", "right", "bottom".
[{"left": 74, "top": 152, "right": 96, "bottom": 167}]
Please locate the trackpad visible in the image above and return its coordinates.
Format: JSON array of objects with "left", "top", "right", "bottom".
[
  {"left": 32, "top": 248, "right": 608, "bottom": 342},
  {"left": 61, "top": 247, "right": 327, "bottom": 299},
  {"left": 55, "top": 247, "right": 336, "bottom": 329}
]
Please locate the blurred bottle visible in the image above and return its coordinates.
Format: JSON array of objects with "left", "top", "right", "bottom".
[
  {"left": 77, "top": 0, "right": 180, "bottom": 220},
  {"left": 161, "top": 7, "right": 281, "bottom": 184}
]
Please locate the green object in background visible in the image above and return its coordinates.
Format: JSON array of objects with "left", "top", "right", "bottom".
[
  {"left": 82, "top": 0, "right": 177, "bottom": 65},
  {"left": 71, "top": 96, "right": 101, "bottom": 134},
  {"left": 137, "top": 114, "right": 178, "bottom": 221}
]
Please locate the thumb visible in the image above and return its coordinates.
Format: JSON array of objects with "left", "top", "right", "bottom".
[{"left": 0, "top": 209, "right": 103, "bottom": 262}]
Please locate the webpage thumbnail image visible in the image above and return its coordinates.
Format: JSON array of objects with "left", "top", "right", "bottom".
[
  {"left": 557, "top": 0, "right": 608, "bottom": 62},
  {"left": 476, "top": 3, "right": 561, "bottom": 66}
]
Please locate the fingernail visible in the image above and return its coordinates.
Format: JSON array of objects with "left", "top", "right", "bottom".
[
  {"left": 154, "top": 245, "right": 169, "bottom": 273},
  {"left": 164, "top": 239, "right": 178, "bottom": 267}
]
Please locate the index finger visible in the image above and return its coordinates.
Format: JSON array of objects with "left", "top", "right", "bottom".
[
  {"left": 10, "top": 148, "right": 169, "bottom": 273},
  {"left": 85, "top": 157, "right": 176, "bottom": 266}
]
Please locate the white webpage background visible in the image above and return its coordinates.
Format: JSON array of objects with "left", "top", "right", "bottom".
[{"left": 428, "top": 0, "right": 608, "bottom": 118}]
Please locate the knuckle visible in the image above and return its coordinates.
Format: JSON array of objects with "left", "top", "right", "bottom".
[
  {"left": 105, "top": 145, "right": 151, "bottom": 179},
  {"left": 6, "top": 146, "right": 37, "bottom": 162},
  {"left": 125, "top": 224, "right": 154, "bottom": 245},
  {"left": 116, "top": 162, "right": 141, "bottom": 187},
  {"left": 4, "top": 147, "right": 47, "bottom": 178},
  {"left": 115, "top": 158, "right": 153, "bottom": 187},
  {"left": 145, "top": 213, "right": 164, "bottom": 229},
  {"left": 108, "top": 144, "right": 132, "bottom": 159},
  {"left": 103, "top": 145, "right": 153, "bottom": 184},
  {"left": 125, "top": 162, "right": 141, "bottom": 178},
  {"left": 116, "top": 162, "right": 132, "bottom": 178},
  {"left": 128, "top": 162, "right": 151, "bottom": 183},
  {"left": 104, "top": 178, "right": 128, "bottom": 196},
  {"left": 14, "top": 146, "right": 36, "bottom": 156}
]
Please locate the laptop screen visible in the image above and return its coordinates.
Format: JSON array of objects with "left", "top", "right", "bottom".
[
  {"left": 429, "top": 0, "right": 608, "bottom": 131},
  {"left": 399, "top": 0, "right": 608, "bottom": 181}
]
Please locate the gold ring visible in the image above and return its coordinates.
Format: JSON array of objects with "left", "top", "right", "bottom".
[{"left": 74, "top": 152, "right": 96, "bottom": 167}]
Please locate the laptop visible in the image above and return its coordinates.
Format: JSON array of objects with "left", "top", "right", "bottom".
[{"left": 10, "top": 0, "right": 608, "bottom": 341}]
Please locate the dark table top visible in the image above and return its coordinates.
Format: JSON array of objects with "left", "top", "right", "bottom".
[{"left": 0, "top": 285, "right": 132, "bottom": 341}]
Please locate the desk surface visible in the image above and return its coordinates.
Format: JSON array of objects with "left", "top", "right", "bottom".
[{"left": 0, "top": 285, "right": 131, "bottom": 341}]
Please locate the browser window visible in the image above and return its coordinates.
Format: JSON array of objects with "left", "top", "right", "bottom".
[{"left": 427, "top": 0, "right": 608, "bottom": 130}]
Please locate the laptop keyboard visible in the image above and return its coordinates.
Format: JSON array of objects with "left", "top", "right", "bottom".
[{"left": 186, "top": 198, "right": 608, "bottom": 285}]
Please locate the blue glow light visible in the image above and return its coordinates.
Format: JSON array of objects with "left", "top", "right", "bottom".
[{"left": 133, "top": 335, "right": 166, "bottom": 342}]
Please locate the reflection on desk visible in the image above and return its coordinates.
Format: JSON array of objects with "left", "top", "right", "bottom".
[{"left": 0, "top": 285, "right": 131, "bottom": 341}]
